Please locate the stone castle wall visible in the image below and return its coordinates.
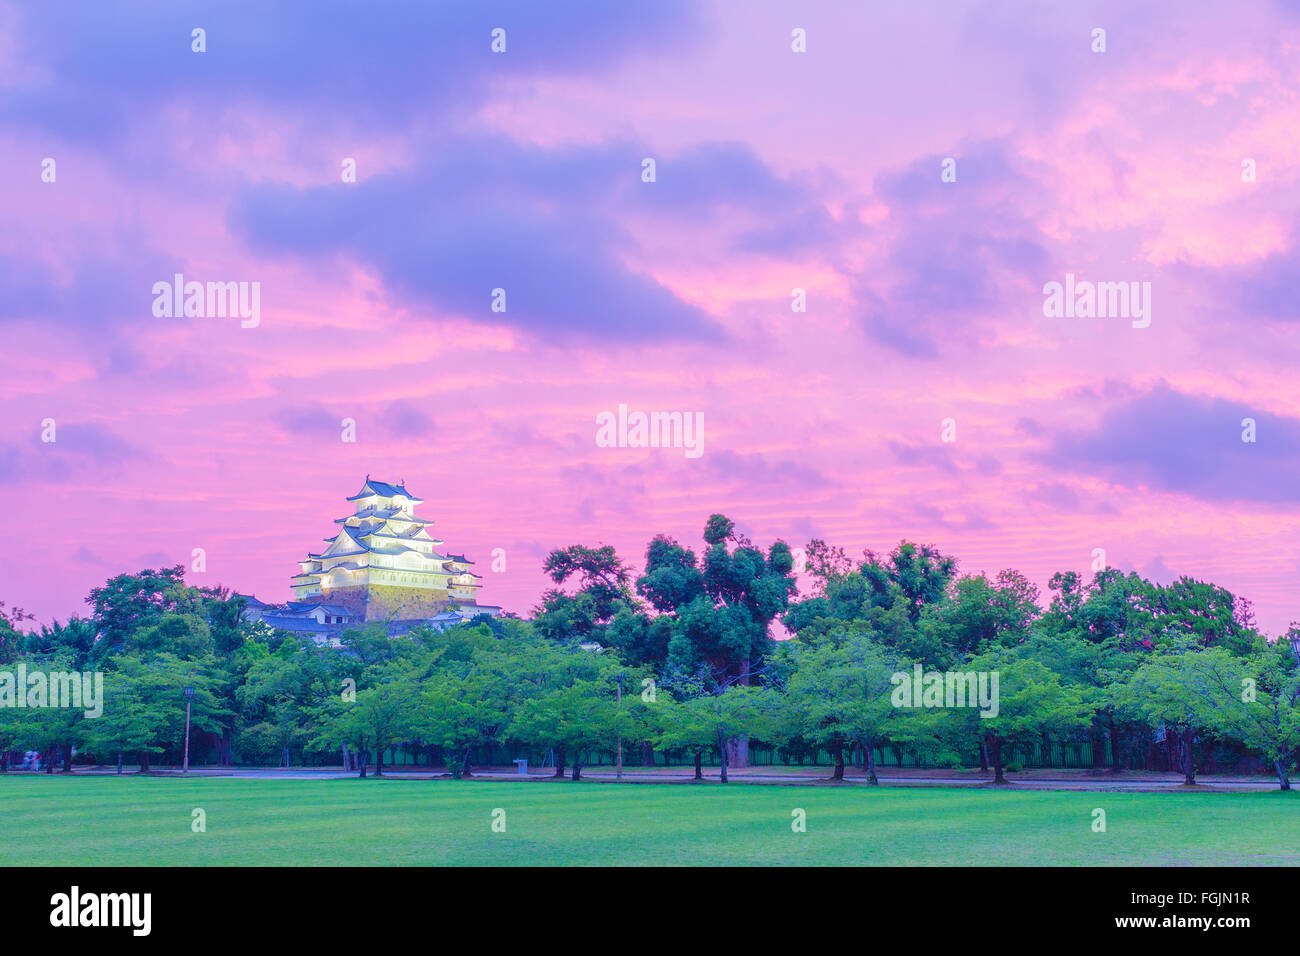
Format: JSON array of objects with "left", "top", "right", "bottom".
[{"left": 320, "top": 584, "right": 450, "bottom": 622}]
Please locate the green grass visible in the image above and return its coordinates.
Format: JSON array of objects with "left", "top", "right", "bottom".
[{"left": 2, "top": 776, "right": 1296, "bottom": 865}]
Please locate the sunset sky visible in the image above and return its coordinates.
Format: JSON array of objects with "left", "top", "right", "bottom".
[{"left": 3, "top": 1, "right": 1299, "bottom": 634}]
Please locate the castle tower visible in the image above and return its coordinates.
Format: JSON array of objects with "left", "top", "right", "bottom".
[{"left": 291, "top": 478, "right": 485, "bottom": 621}]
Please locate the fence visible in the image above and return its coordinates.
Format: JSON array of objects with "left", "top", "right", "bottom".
[{"left": 368, "top": 738, "right": 1122, "bottom": 771}]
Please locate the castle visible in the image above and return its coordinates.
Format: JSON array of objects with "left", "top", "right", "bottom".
[{"left": 242, "top": 478, "right": 499, "bottom": 642}]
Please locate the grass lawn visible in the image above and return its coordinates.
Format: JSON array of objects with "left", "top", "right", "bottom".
[{"left": 3, "top": 775, "right": 1296, "bottom": 866}]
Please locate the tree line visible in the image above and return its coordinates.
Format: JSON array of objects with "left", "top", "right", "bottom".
[{"left": 1, "top": 515, "right": 1297, "bottom": 788}]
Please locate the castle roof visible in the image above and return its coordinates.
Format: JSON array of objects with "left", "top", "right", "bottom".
[
  {"left": 347, "top": 477, "right": 423, "bottom": 503},
  {"left": 280, "top": 602, "right": 351, "bottom": 616},
  {"left": 260, "top": 616, "right": 336, "bottom": 634},
  {"left": 336, "top": 508, "right": 432, "bottom": 525}
]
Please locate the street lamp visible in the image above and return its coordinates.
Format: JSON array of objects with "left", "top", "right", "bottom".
[
  {"left": 182, "top": 686, "right": 195, "bottom": 775},
  {"left": 615, "top": 672, "right": 625, "bottom": 781}
]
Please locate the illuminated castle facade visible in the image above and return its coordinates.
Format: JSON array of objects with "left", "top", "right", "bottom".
[{"left": 290, "top": 478, "right": 490, "bottom": 622}]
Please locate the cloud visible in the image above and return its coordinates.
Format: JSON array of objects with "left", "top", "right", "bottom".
[
  {"left": 3, "top": 1, "right": 704, "bottom": 142},
  {"left": 1184, "top": 229, "right": 1300, "bottom": 323},
  {"left": 228, "top": 137, "right": 771, "bottom": 343},
  {"left": 383, "top": 400, "right": 435, "bottom": 439},
  {"left": 0, "top": 252, "right": 178, "bottom": 330},
  {"left": 0, "top": 423, "right": 145, "bottom": 485},
  {"left": 854, "top": 145, "right": 1050, "bottom": 357},
  {"left": 1043, "top": 382, "right": 1300, "bottom": 503},
  {"left": 271, "top": 405, "right": 340, "bottom": 439},
  {"left": 702, "top": 450, "right": 833, "bottom": 489},
  {"left": 1026, "top": 481, "right": 1080, "bottom": 510},
  {"left": 887, "top": 440, "right": 960, "bottom": 475}
]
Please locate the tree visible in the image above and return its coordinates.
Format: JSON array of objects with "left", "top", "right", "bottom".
[
  {"left": 86, "top": 567, "right": 191, "bottom": 657},
  {"left": 0, "top": 653, "right": 85, "bottom": 773},
  {"left": 801, "top": 539, "right": 851, "bottom": 595},
  {"left": 783, "top": 637, "right": 917, "bottom": 783},
  {"left": 1121, "top": 646, "right": 1299, "bottom": 789},
  {"left": 509, "top": 676, "right": 648, "bottom": 781},
  {"left": 1188, "top": 645, "right": 1300, "bottom": 789},
  {"left": 1145, "top": 577, "right": 1261, "bottom": 656},
  {"left": 0, "top": 601, "right": 33, "bottom": 665},
  {"left": 649, "top": 516, "right": 796, "bottom": 767},
  {"left": 318, "top": 678, "right": 418, "bottom": 777},
  {"left": 955, "top": 650, "right": 1092, "bottom": 784},
  {"left": 24, "top": 618, "right": 97, "bottom": 668},
  {"left": 655, "top": 685, "right": 780, "bottom": 783},
  {"left": 862, "top": 541, "right": 958, "bottom": 623},
  {"left": 1116, "top": 650, "right": 1220, "bottom": 785},
  {"left": 80, "top": 666, "right": 169, "bottom": 773},
  {"left": 417, "top": 670, "right": 509, "bottom": 778},
  {"left": 533, "top": 545, "right": 639, "bottom": 647},
  {"left": 652, "top": 696, "right": 715, "bottom": 780}
]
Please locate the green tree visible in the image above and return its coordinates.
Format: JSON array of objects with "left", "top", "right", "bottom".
[
  {"left": 655, "top": 685, "right": 780, "bottom": 783},
  {"left": 417, "top": 670, "right": 509, "bottom": 778},
  {"left": 955, "top": 650, "right": 1092, "bottom": 783},
  {"left": 1116, "top": 649, "right": 1219, "bottom": 785},
  {"left": 533, "top": 545, "right": 639, "bottom": 647},
  {"left": 783, "top": 637, "right": 918, "bottom": 783},
  {"left": 316, "top": 678, "right": 418, "bottom": 777}
]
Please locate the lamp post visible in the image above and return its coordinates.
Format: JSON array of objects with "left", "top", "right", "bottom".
[
  {"left": 615, "top": 671, "right": 624, "bottom": 780},
  {"left": 182, "top": 686, "right": 195, "bottom": 775}
]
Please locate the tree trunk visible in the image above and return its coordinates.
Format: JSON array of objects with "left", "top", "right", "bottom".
[
  {"left": 139, "top": 750, "right": 150, "bottom": 773},
  {"left": 375, "top": 748, "right": 384, "bottom": 777},
  {"left": 865, "top": 741, "right": 879, "bottom": 785},
  {"left": 979, "top": 740, "right": 989, "bottom": 772},
  {"left": 728, "top": 658, "right": 752, "bottom": 769},
  {"left": 718, "top": 734, "right": 729, "bottom": 784},
  {"left": 832, "top": 742, "right": 845, "bottom": 780},
  {"left": 1273, "top": 759, "right": 1291, "bottom": 791},
  {"left": 341, "top": 743, "right": 349, "bottom": 771},
  {"left": 553, "top": 747, "right": 566, "bottom": 778},
  {"left": 116, "top": 750, "right": 123, "bottom": 775},
  {"left": 571, "top": 763, "right": 582, "bottom": 781},
  {"left": 694, "top": 750, "right": 703, "bottom": 780},
  {"left": 64, "top": 743, "right": 73, "bottom": 773},
  {"left": 460, "top": 747, "right": 473, "bottom": 778},
  {"left": 1181, "top": 729, "right": 1195, "bottom": 785},
  {"left": 989, "top": 735, "right": 1005, "bottom": 784},
  {"left": 1109, "top": 725, "right": 1122, "bottom": 773},
  {"left": 640, "top": 740, "right": 654, "bottom": 768},
  {"left": 1091, "top": 726, "right": 1107, "bottom": 769}
]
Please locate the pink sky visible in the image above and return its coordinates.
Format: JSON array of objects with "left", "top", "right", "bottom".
[{"left": 3, "top": 1, "right": 1300, "bottom": 634}]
